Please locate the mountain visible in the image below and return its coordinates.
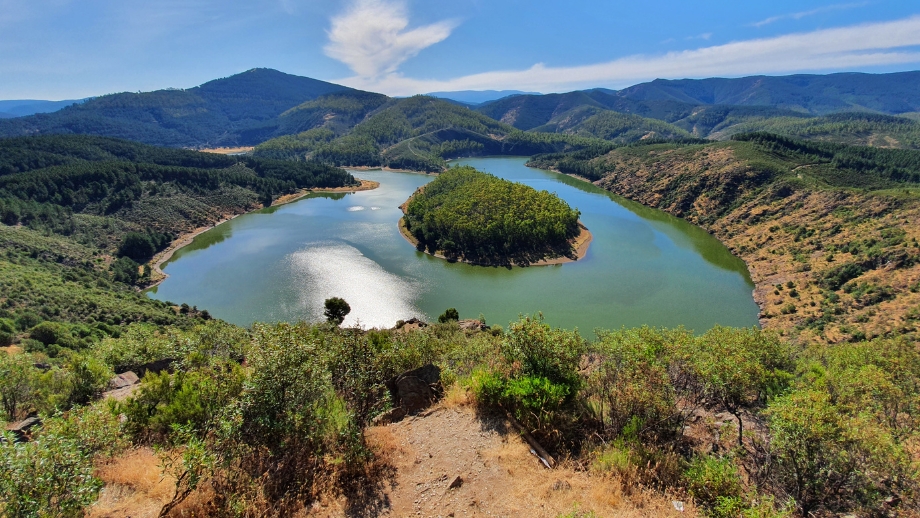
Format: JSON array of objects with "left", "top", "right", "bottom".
[
  {"left": 0, "top": 69, "right": 353, "bottom": 147},
  {"left": 0, "top": 99, "right": 87, "bottom": 118},
  {"left": 425, "top": 90, "right": 540, "bottom": 105},
  {"left": 706, "top": 112, "right": 920, "bottom": 149},
  {"left": 530, "top": 105, "right": 693, "bottom": 142},
  {"left": 614, "top": 71, "right": 920, "bottom": 115},
  {"left": 254, "top": 95, "right": 615, "bottom": 171}
]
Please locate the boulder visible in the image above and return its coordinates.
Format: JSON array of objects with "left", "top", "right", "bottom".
[
  {"left": 109, "top": 371, "right": 139, "bottom": 390},
  {"left": 396, "top": 376, "right": 436, "bottom": 413},
  {"left": 5, "top": 416, "right": 41, "bottom": 442},
  {"left": 458, "top": 319, "right": 489, "bottom": 332},
  {"left": 385, "top": 364, "right": 442, "bottom": 415}
]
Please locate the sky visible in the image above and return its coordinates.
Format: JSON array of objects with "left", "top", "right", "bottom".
[{"left": 2, "top": 0, "right": 920, "bottom": 99}]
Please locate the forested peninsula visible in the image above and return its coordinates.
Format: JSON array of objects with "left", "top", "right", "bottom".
[{"left": 400, "top": 166, "right": 589, "bottom": 265}]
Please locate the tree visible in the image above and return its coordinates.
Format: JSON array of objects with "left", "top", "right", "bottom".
[
  {"left": 438, "top": 308, "right": 459, "bottom": 323},
  {"left": 118, "top": 232, "right": 156, "bottom": 263},
  {"left": 0, "top": 353, "right": 36, "bottom": 421},
  {"left": 323, "top": 297, "right": 351, "bottom": 326},
  {"left": 682, "top": 327, "right": 793, "bottom": 447}
]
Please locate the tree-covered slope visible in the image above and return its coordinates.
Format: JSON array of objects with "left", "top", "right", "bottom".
[
  {"left": 707, "top": 112, "right": 920, "bottom": 149},
  {"left": 615, "top": 71, "right": 920, "bottom": 114},
  {"left": 403, "top": 166, "right": 581, "bottom": 265},
  {"left": 530, "top": 134, "right": 920, "bottom": 344},
  {"left": 256, "top": 96, "right": 624, "bottom": 171},
  {"left": 531, "top": 105, "right": 693, "bottom": 142},
  {"left": 0, "top": 134, "right": 355, "bottom": 264},
  {"left": 0, "top": 69, "right": 353, "bottom": 148}
]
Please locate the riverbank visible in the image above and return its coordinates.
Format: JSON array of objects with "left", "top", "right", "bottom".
[
  {"left": 146, "top": 179, "right": 379, "bottom": 287},
  {"left": 198, "top": 146, "right": 254, "bottom": 155},
  {"left": 541, "top": 146, "right": 920, "bottom": 345}
]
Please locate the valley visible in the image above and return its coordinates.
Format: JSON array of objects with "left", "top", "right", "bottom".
[{"left": 3, "top": 68, "right": 920, "bottom": 518}]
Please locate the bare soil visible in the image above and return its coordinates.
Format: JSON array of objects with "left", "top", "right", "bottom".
[{"left": 315, "top": 401, "right": 695, "bottom": 517}]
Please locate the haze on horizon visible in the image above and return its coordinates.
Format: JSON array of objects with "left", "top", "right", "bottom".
[{"left": 2, "top": 0, "right": 920, "bottom": 100}]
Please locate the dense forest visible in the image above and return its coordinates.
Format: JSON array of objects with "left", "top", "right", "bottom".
[
  {"left": 0, "top": 135, "right": 354, "bottom": 346},
  {"left": 0, "top": 69, "right": 352, "bottom": 147},
  {"left": 402, "top": 166, "right": 581, "bottom": 265}
]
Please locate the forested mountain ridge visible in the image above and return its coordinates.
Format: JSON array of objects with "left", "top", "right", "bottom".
[
  {"left": 3, "top": 68, "right": 920, "bottom": 161},
  {"left": 614, "top": 71, "right": 920, "bottom": 114},
  {"left": 0, "top": 135, "right": 355, "bottom": 278},
  {"left": 0, "top": 69, "right": 354, "bottom": 148},
  {"left": 253, "top": 95, "right": 624, "bottom": 171}
]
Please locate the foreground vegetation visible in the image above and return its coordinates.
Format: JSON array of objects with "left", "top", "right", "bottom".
[
  {"left": 4, "top": 314, "right": 920, "bottom": 517},
  {"left": 4, "top": 114, "right": 920, "bottom": 517},
  {"left": 403, "top": 166, "right": 582, "bottom": 264}
]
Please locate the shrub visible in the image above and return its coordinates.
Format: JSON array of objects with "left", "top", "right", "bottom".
[
  {"left": 684, "top": 456, "right": 744, "bottom": 515},
  {"left": 0, "top": 404, "right": 123, "bottom": 518},
  {"left": 0, "top": 352, "right": 38, "bottom": 421},
  {"left": 586, "top": 328, "right": 684, "bottom": 442},
  {"left": 438, "top": 307, "right": 459, "bottom": 323}
]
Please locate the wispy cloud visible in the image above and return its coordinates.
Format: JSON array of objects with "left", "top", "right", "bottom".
[
  {"left": 324, "top": 0, "right": 457, "bottom": 78},
  {"left": 337, "top": 16, "right": 920, "bottom": 96},
  {"left": 751, "top": 2, "right": 868, "bottom": 28}
]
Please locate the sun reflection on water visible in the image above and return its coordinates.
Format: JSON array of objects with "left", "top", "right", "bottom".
[{"left": 286, "top": 242, "right": 424, "bottom": 328}]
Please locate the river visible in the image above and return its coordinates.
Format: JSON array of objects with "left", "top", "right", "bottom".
[{"left": 148, "top": 157, "right": 760, "bottom": 332}]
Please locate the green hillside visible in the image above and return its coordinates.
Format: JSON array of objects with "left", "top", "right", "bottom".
[
  {"left": 708, "top": 112, "right": 920, "bottom": 149},
  {"left": 531, "top": 105, "right": 693, "bottom": 142},
  {"left": 615, "top": 71, "right": 920, "bottom": 114},
  {"left": 255, "top": 96, "right": 616, "bottom": 171},
  {"left": 0, "top": 69, "right": 353, "bottom": 148}
]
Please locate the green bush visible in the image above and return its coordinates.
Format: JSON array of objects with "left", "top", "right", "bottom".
[
  {"left": 586, "top": 328, "right": 685, "bottom": 442},
  {"left": 0, "top": 404, "right": 123, "bottom": 518},
  {"left": 684, "top": 456, "right": 744, "bottom": 516}
]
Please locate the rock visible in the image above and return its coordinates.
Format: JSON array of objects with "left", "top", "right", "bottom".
[
  {"left": 672, "top": 501, "right": 685, "bottom": 512},
  {"left": 384, "top": 364, "right": 442, "bottom": 417},
  {"left": 5, "top": 416, "right": 41, "bottom": 442},
  {"left": 448, "top": 475, "right": 463, "bottom": 489},
  {"left": 458, "top": 319, "right": 488, "bottom": 332},
  {"left": 402, "top": 364, "right": 441, "bottom": 386},
  {"left": 109, "top": 371, "right": 139, "bottom": 390},
  {"left": 396, "top": 376, "right": 435, "bottom": 413},
  {"left": 551, "top": 479, "right": 571, "bottom": 491}
]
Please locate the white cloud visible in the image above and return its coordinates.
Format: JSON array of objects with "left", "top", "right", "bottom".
[
  {"left": 751, "top": 2, "right": 868, "bottom": 28},
  {"left": 324, "top": 0, "right": 457, "bottom": 78},
  {"left": 336, "top": 16, "right": 920, "bottom": 95}
]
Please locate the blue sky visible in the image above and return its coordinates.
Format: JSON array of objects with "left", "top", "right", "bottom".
[{"left": 2, "top": 0, "right": 919, "bottom": 99}]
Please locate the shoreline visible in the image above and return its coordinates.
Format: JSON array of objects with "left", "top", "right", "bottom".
[
  {"left": 146, "top": 179, "right": 379, "bottom": 288},
  {"left": 397, "top": 218, "right": 592, "bottom": 267}
]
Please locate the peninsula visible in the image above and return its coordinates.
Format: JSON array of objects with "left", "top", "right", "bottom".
[{"left": 399, "top": 166, "right": 590, "bottom": 266}]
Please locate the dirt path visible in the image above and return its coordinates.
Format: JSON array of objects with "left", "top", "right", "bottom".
[{"left": 319, "top": 403, "right": 694, "bottom": 517}]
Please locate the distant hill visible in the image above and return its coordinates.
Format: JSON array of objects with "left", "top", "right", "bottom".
[
  {"left": 477, "top": 71, "right": 920, "bottom": 137},
  {"left": 0, "top": 99, "right": 87, "bottom": 118},
  {"left": 0, "top": 69, "right": 353, "bottom": 147},
  {"left": 708, "top": 112, "right": 920, "bottom": 149},
  {"left": 614, "top": 71, "right": 920, "bottom": 115},
  {"left": 5, "top": 69, "right": 920, "bottom": 162},
  {"left": 425, "top": 90, "right": 540, "bottom": 105},
  {"left": 530, "top": 105, "right": 693, "bottom": 142},
  {"left": 254, "top": 96, "right": 614, "bottom": 171}
]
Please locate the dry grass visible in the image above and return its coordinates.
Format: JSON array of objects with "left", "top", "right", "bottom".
[{"left": 88, "top": 448, "right": 174, "bottom": 518}]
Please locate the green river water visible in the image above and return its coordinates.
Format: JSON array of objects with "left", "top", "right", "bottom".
[{"left": 148, "top": 157, "right": 760, "bottom": 332}]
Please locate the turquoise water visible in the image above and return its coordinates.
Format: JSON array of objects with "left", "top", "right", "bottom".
[{"left": 148, "top": 157, "right": 759, "bottom": 333}]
